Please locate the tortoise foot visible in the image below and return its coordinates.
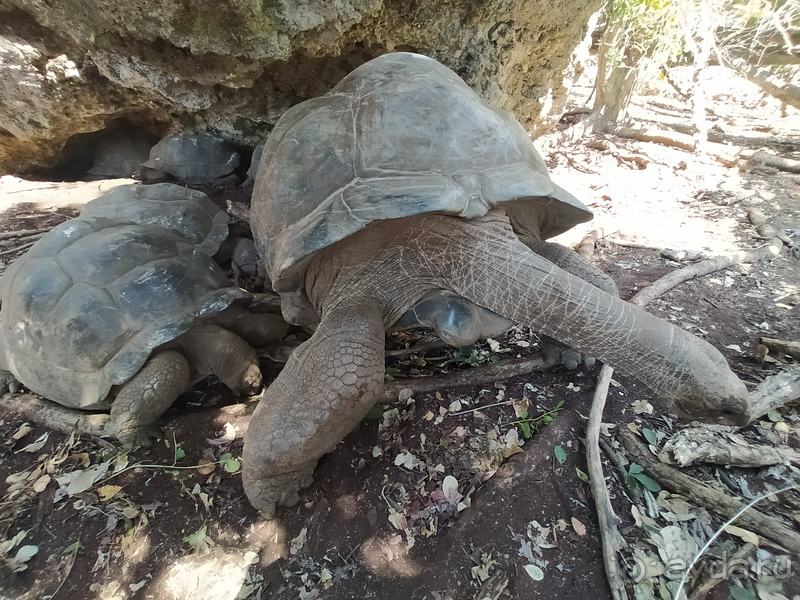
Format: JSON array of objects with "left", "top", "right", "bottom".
[
  {"left": 244, "top": 466, "right": 316, "bottom": 519},
  {"left": 540, "top": 335, "right": 596, "bottom": 370}
]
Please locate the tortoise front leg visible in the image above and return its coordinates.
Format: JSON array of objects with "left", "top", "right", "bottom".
[
  {"left": 111, "top": 350, "right": 191, "bottom": 447},
  {"left": 242, "top": 300, "right": 385, "bottom": 518}
]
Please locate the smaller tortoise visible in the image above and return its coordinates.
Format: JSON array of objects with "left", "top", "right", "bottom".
[
  {"left": 0, "top": 184, "right": 286, "bottom": 445},
  {"left": 86, "top": 130, "right": 156, "bottom": 180},
  {"left": 142, "top": 131, "right": 241, "bottom": 185}
]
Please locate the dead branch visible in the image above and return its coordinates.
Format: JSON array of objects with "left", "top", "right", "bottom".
[
  {"left": 381, "top": 354, "right": 550, "bottom": 403},
  {"left": 472, "top": 570, "right": 509, "bottom": 600},
  {"left": 749, "top": 369, "right": 800, "bottom": 421},
  {"left": 744, "top": 150, "right": 800, "bottom": 174},
  {"left": 760, "top": 338, "right": 800, "bottom": 361},
  {"left": 607, "top": 238, "right": 663, "bottom": 251},
  {"left": 226, "top": 200, "right": 251, "bottom": 223},
  {"left": 693, "top": 543, "right": 755, "bottom": 600},
  {"left": 620, "top": 430, "right": 800, "bottom": 555},
  {"left": 0, "top": 240, "right": 37, "bottom": 256},
  {"left": 629, "top": 208, "right": 784, "bottom": 308},
  {"left": 2, "top": 393, "right": 112, "bottom": 437},
  {"left": 576, "top": 230, "right": 602, "bottom": 260},
  {"left": 587, "top": 365, "right": 628, "bottom": 600},
  {"left": 385, "top": 339, "right": 449, "bottom": 358},
  {"left": 659, "top": 427, "right": 800, "bottom": 468},
  {"left": 609, "top": 126, "right": 696, "bottom": 152},
  {"left": 0, "top": 228, "right": 50, "bottom": 240}
]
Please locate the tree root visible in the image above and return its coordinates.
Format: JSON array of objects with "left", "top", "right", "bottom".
[{"left": 620, "top": 430, "right": 800, "bottom": 555}]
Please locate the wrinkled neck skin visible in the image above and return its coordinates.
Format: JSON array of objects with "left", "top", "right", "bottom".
[
  {"left": 304, "top": 229, "right": 437, "bottom": 329},
  {"left": 302, "top": 209, "right": 750, "bottom": 426}
]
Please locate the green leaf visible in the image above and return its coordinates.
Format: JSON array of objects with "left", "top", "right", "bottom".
[
  {"left": 219, "top": 453, "right": 241, "bottom": 473},
  {"left": 363, "top": 406, "right": 384, "bottom": 420},
  {"left": 767, "top": 409, "right": 782, "bottom": 423},
  {"left": 63, "top": 541, "right": 80, "bottom": 554},
  {"left": 729, "top": 583, "right": 758, "bottom": 600},
  {"left": 628, "top": 463, "right": 644, "bottom": 474},
  {"left": 554, "top": 445, "right": 567, "bottom": 464},
  {"left": 633, "top": 473, "right": 661, "bottom": 493},
  {"left": 520, "top": 422, "right": 532, "bottom": 439},
  {"left": 575, "top": 468, "right": 589, "bottom": 483},
  {"left": 174, "top": 447, "right": 186, "bottom": 461},
  {"left": 642, "top": 428, "right": 658, "bottom": 446}
]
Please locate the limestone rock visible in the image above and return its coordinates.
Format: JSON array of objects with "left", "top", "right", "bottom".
[{"left": 0, "top": 0, "right": 602, "bottom": 175}]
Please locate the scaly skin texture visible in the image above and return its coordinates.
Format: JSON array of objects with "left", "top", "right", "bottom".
[
  {"left": 242, "top": 210, "right": 751, "bottom": 515},
  {"left": 110, "top": 350, "right": 191, "bottom": 447},
  {"left": 243, "top": 300, "right": 385, "bottom": 516}
]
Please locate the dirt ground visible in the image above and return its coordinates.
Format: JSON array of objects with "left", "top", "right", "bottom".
[{"left": 0, "top": 65, "right": 799, "bottom": 600}]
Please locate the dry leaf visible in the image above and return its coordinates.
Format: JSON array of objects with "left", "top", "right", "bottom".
[
  {"left": 17, "top": 432, "right": 49, "bottom": 453},
  {"left": 501, "top": 444, "right": 524, "bottom": 458},
  {"left": 97, "top": 485, "right": 123, "bottom": 501},
  {"left": 571, "top": 517, "right": 587, "bottom": 536},
  {"left": 7, "top": 423, "right": 33, "bottom": 444},
  {"left": 724, "top": 525, "right": 759, "bottom": 546},
  {"left": 32, "top": 474, "right": 51, "bottom": 493},
  {"left": 290, "top": 527, "right": 307, "bottom": 555},
  {"left": 196, "top": 459, "right": 216, "bottom": 475},
  {"left": 512, "top": 398, "right": 530, "bottom": 418},
  {"left": 207, "top": 422, "right": 237, "bottom": 445},
  {"left": 388, "top": 510, "right": 408, "bottom": 530}
]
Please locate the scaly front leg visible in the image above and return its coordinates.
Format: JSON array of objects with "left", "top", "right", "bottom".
[{"left": 242, "top": 299, "right": 385, "bottom": 518}]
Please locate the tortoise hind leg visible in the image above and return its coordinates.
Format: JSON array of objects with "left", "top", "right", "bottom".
[{"left": 110, "top": 350, "right": 191, "bottom": 447}]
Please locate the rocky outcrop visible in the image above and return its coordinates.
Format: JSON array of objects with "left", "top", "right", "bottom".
[{"left": 0, "top": 0, "right": 602, "bottom": 175}]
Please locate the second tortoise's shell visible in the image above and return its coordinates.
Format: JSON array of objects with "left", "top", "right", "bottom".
[
  {"left": 251, "top": 52, "right": 592, "bottom": 301},
  {"left": 80, "top": 183, "right": 230, "bottom": 256},
  {"left": 142, "top": 131, "right": 241, "bottom": 185},
  {"left": 0, "top": 217, "right": 247, "bottom": 410}
]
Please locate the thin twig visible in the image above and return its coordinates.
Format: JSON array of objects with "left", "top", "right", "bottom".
[
  {"left": 0, "top": 240, "right": 37, "bottom": 256},
  {"left": 0, "top": 228, "right": 50, "bottom": 240}
]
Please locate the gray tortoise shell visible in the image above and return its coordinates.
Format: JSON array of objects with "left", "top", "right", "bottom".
[
  {"left": 142, "top": 131, "right": 241, "bottom": 185},
  {"left": 251, "top": 52, "right": 592, "bottom": 304},
  {"left": 81, "top": 183, "right": 231, "bottom": 256},
  {"left": 0, "top": 186, "right": 247, "bottom": 410}
]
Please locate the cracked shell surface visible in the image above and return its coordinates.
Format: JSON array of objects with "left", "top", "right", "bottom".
[
  {"left": 0, "top": 215, "right": 248, "bottom": 410},
  {"left": 251, "top": 52, "right": 592, "bottom": 301}
]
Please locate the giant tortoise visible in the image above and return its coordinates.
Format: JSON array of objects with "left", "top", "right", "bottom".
[
  {"left": 242, "top": 52, "right": 751, "bottom": 516},
  {"left": 0, "top": 183, "right": 286, "bottom": 445}
]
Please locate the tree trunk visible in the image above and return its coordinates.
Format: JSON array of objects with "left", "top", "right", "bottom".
[{"left": 590, "top": 17, "right": 640, "bottom": 130}]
